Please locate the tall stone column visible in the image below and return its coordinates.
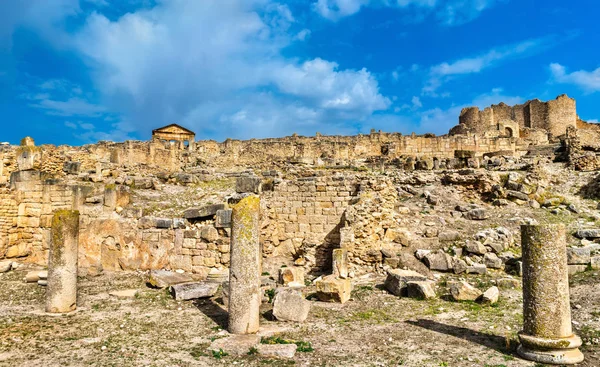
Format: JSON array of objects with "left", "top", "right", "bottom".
[
  {"left": 228, "top": 196, "right": 261, "bottom": 334},
  {"left": 518, "top": 224, "right": 583, "bottom": 364},
  {"left": 46, "top": 210, "right": 80, "bottom": 313}
]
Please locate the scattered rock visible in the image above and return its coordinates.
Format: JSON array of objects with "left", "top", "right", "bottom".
[
  {"left": 315, "top": 275, "right": 352, "bottom": 304},
  {"left": 109, "top": 289, "right": 139, "bottom": 298},
  {"left": 24, "top": 270, "right": 46, "bottom": 283},
  {"left": 453, "top": 258, "right": 467, "bottom": 274},
  {"left": 257, "top": 344, "right": 297, "bottom": 359},
  {"left": 574, "top": 229, "right": 600, "bottom": 239},
  {"left": 466, "top": 264, "right": 487, "bottom": 275},
  {"left": 279, "top": 267, "right": 304, "bottom": 286},
  {"left": 169, "top": 282, "right": 219, "bottom": 301},
  {"left": 568, "top": 265, "right": 587, "bottom": 276},
  {"left": 464, "top": 208, "right": 489, "bottom": 220},
  {"left": 483, "top": 253, "right": 503, "bottom": 269},
  {"left": 236, "top": 176, "right": 262, "bottom": 194},
  {"left": 567, "top": 247, "right": 591, "bottom": 265},
  {"left": 0, "top": 261, "right": 12, "bottom": 273},
  {"left": 438, "top": 230, "right": 460, "bottom": 242},
  {"left": 208, "top": 334, "right": 260, "bottom": 356},
  {"left": 448, "top": 281, "right": 482, "bottom": 301},
  {"left": 414, "top": 249, "right": 431, "bottom": 260},
  {"left": 423, "top": 251, "right": 454, "bottom": 271},
  {"left": 384, "top": 269, "right": 427, "bottom": 297},
  {"left": 481, "top": 286, "right": 499, "bottom": 305},
  {"left": 464, "top": 241, "right": 487, "bottom": 255},
  {"left": 496, "top": 278, "right": 520, "bottom": 289},
  {"left": 272, "top": 288, "right": 311, "bottom": 322},
  {"left": 406, "top": 281, "right": 436, "bottom": 299},
  {"left": 147, "top": 270, "right": 193, "bottom": 289},
  {"left": 37, "top": 280, "right": 47, "bottom": 286}
]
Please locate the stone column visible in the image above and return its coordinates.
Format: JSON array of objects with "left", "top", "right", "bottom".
[
  {"left": 46, "top": 210, "right": 80, "bottom": 313},
  {"left": 228, "top": 196, "right": 261, "bottom": 334},
  {"left": 518, "top": 224, "right": 583, "bottom": 365}
]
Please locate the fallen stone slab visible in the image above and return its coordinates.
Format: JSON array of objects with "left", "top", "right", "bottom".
[
  {"left": 423, "top": 251, "right": 454, "bottom": 271},
  {"left": 464, "top": 241, "right": 487, "bottom": 255},
  {"left": 466, "top": 264, "right": 487, "bottom": 274},
  {"left": 109, "top": 289, "right": 139, "bottom": 298},
  {"left": 568, "top": 265, "right": 587, "bottom": 276},
  {"left": 315, "top": 275, "right": 352, "bottom": 304},
  {"left": 567, "top": 247, "right": 591, "bottom": 265},
  {"left": 236, "top": 176, "right": 262, "bottom": 194},
  {"left": 384, "top": 269, "right": 427, "bottom": 297},
  {"left": 481, "top": 286, "right": 499, "bottom": 305},
  {"left": 483, "top": 253, "right": 503, "bottom": 269},
  {"left": 257, "top": 344, "right": 297, "bottom": 359},
  {"left": 448, "top": 281, "right": 482, "bottom": 302},
  {"left": 574, "top": 229, "right": 600, "bottom": 239},
  {"left": 208, "top": 334, "right": 260, "bottom": 356},
  {"left": 147, "top": 270, "right": 193, "bottom": 289},
  {"left": 496, "top": 278, "right": 520, "bottom": 289},
  {"left": 272, "top": 288, "right": 311, "bottom": 322},
  {"left": 169, "top": 281, "right": 219, "bottom": 301},
  {"left": 184, "top": 204, "right": 226, "bottom": 220},
  {"left": 464, "top": 208, "right": 489, "bottom": 220},
  {"left": 406, "top": 281, "right": 436, "bottom": 300},
  {"left": 0, "top": 260, "right": 12, "bottom": 273}
]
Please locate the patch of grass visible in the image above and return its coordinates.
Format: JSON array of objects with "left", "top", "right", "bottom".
[
  {"left": 350, "top": 285, "right": 373, "bottom": 301},
  {"left": 189, "top": 343, "right": 210, "bottom": 359},
  {"left": 261, "top": 337, "right": 314, "bottom": 353},
  {"left": 248, "top": 347, "right": 258, "bottom": 355},
  {"left": 341, "top": 309, "right": 396, "bottom": 324},
  {"left": 265, "top": 288, "right": 276, "bottom": 303},
  {"left": 211, "top": 348, "right": 228, "bottom": 359}
]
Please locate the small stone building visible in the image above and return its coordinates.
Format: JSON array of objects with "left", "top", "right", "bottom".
[{"left": 152, "top": 124, "right": 195, "bottom": 148}]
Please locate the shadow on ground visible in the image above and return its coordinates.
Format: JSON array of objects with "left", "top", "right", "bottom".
[
  {"left": 194, "top": 299, "right": 228, "bottom": 329},
  {"left": 406, "top": 319, "right": 518, "bottom": 356}
]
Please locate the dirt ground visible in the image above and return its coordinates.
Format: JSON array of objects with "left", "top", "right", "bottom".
[{"left": 0, "top": 267, "right": 598, "bottom": 367}]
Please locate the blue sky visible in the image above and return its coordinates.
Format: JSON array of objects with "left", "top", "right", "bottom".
[{"left": 0, "top": 0, "right": 599, "bottom": 145}]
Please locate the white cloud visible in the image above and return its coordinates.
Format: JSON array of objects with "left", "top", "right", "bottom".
[
  {"left": 437, "top": 0, "right": 500, "bottom": 26},
  {"left": 423, "top": 37, "right": 552, "bottom": 96},
  {"left": 550, "top": 63, "right": 600, "bottom": 93},
  {"left": 69, "top": 0, "right": 389, "bottom": 140},
  {"left": 312, "top": 0, "right": 497, "bottom": 25}
]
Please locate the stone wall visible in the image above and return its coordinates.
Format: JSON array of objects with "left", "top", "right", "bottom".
[
  {"left": 453, "top": 95, "right": 577, "bottom": 139},
  {"left": 261, "top": 175, "right": 359, "bottom": 271}
]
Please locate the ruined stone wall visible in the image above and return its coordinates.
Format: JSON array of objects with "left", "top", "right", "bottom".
[
  {"left": 546, "top": 94, "right": 577, "bottom": 137},
  {"left": 1, "top": 171, "right": 74, "bottom": 264},
  {"left": 261, "top": 176, "right": 359, "bottom": 270}
]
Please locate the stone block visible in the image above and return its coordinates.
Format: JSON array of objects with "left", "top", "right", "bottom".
[
  {"left": 315, "top": 275, "right": 352, "bottom": 303},
  {"left": 481, "top": 286, "right": 499, "bottom": 305},
  {"left": 464, "top": 208, "right": 489, "bottom": 220},
  {"left": 448, "top": 281, "right": 482, "bottom": 301},
  {"left": 272, "top": 288, "right": 311, "bottom": 322},
  {"left": 483, "top": 253, "right": 503, "bottom": 269},
  {"left": 184, "top": 204, "right": 225, "bottom": 219},
  {"left": 201, "top": 226, "right": 219, "bottom": 242},
  {"left": 279, "top": 267, "right": 304, "bottom": 286},
  {"left": 215, "top": 209, "right": 232, "bottom": 228},
  {"left": 591, "top": 256, "right": 600, "bottom": 270},
  {"left": 147, "top": 270, "right": 193, "bottom": 289},
  {"left": 384, "top": 269, "right": 427, "bottom": 297},
  {"left": 423, "top": 250, "right": 453, "bottom": 271},
  {"left": 169, "top": 281, "right": 219, "bottom": 301},
  {"left": 236, "top": 176, "right": 262, "bottom": 194},
  {"left": 574, "top": 229, "right": 600, "bottom": 239},
  {"left": 464, "top": 241, "right": 487, "bottom": 255},
  {"left": 568, "top": 265, "right": 587, "bottom": 276},
  {"left": 257, "top": 344, "right": 297, "bottom": 359},
  {"left": 406, "top": 280, "right": 436, "bottom": 299},
  {"left": 208, "top": 334, "right": 260, "bottom": 356},
  {"left": 0, "top": 261, "right": 12, "bottom": 273},
  {"left": 567, "top": 247, "right": 591, "bottom": 265},
  {"left": 332, "top": 249, "right": 348, "bottom": 279}
]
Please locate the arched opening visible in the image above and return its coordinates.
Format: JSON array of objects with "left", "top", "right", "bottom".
[{"left": 504, "top": 127, "right": 513, "bottom": 137}]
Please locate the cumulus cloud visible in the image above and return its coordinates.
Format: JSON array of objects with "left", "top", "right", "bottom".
[
  {"left": 69, "top": 0, "right": 389, "bottom": 140},
  {"left": 550, "top": 63, "right": 600, "bottom": 93}
]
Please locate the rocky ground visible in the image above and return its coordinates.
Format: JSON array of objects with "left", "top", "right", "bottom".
[{"left": 0, "top": 266, "right": 598, "bottom": 367}]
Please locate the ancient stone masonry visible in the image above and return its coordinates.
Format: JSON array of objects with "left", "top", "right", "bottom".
[
  {"left": 451, "top": 94, "right": 578, "bottom": 140},
  {"left": 518, "top": 224, "right": 584, "bottom": 364},
  {"left": 46, "top": 210, "right": 80, "bottom": 313}
]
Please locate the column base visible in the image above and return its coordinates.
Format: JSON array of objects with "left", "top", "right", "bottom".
[{"left": 518, "top": 332, "right": 584, "bottom": 365}]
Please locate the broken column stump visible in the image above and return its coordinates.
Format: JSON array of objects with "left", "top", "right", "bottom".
[
  {"left": 518, "top": 224, "right": 584, "bottom": 365},
  {"left": 228, "top": 195, "right": 261, "bottom": 334},
  {"left": 46, "top": 210, "right": 80, "bottom": 313}
]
